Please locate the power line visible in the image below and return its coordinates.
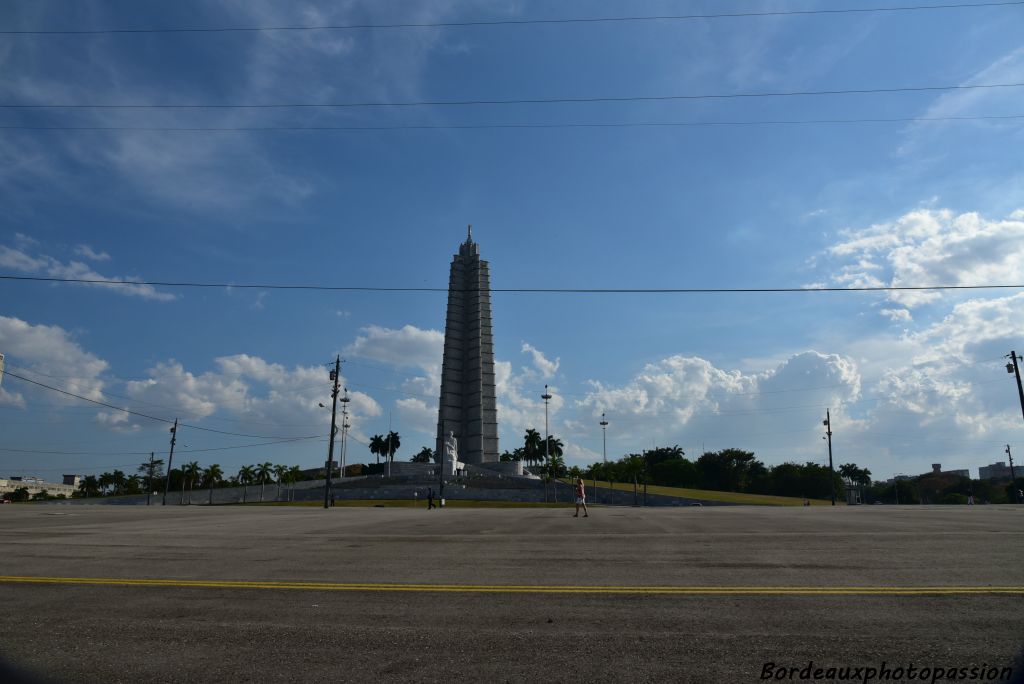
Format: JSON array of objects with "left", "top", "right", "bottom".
[
  {"left": 3, "top": 82, "right": 1021, "bottom": 110},
  {"left": 0, "top": 436, "right": 323, "bottom": 457},
  {"left": 3, "top": 114, "right": 1022, "bottom": 133},
  {"left": 1, "top": 274, "right": 1021, "bottom": 294},
  {"left": 2, "top": 370, "right": 320, "bottom": 440},
  {"left": 3, "top": 2, "right": 1021, "bottom": 35}
]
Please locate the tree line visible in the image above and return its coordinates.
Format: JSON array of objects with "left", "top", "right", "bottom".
[{"left": 68, "top": 459, "right": 306, "bottom": 503}]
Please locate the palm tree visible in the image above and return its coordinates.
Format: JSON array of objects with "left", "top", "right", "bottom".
[
  {"left": 412, "top": 447, "right": 433, "bottom": 463},
  {"left": 98, "top": 471, "right": 114, "bottom": 496},
  {"left": 287, "top": 465, "right": 303, "bottom": 501},
  {"left": 237, "top": 465, "right": 255, "bottom": 503},
  {"left": 111, "top": 470, "right": 127, "bottom": 496},
  {"left": 384, "top": 431, "right": 401, "bottom": 464},
  {"left": 78, "top": 475, "right": 100, "bottom": 499},
  {"left": 273, "top": 464, "right": 288, "bottom": 501},
  {"left": 369, "top": 434, "right": 386, "bottom": 465},
  {"left": 622, "top": 454, "right": 646, "bottom": 505},
  {"left": 255, "top": 462, "right": 274, "bottom": 502},
  {"left": 181, "top": 461, "right": 201, "bottom": 504},
  {"left": 203, "top": 464, "right": 223, "bottom": 505},
  {"left": 523, "top": 429, "right": 542, "bottom": 468}
]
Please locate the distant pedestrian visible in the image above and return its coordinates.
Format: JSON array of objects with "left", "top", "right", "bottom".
[
  {"left": 330, "top": 492, "right": 336, "bottom": 507},
  {"left": 427, "top": 488, "right": 435, "bottom": 510},
  {"left": 573, "top": 477, "right": 588, "bottom": 518}
]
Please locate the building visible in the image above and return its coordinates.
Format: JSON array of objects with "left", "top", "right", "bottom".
[
  {"left": 435, "top": 227, "right": 499, "bottom": 466},
  {"left": 979, "top": 461, "right": 1015, "bottom": 480},
  {"left": 0, "top": 475, "right": 78, "bottom": 498},
  {"left": 929, "top": 463, "right": 970, "bottom": 479}
]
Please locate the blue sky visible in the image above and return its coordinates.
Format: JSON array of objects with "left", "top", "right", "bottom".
[{"left": 1, "top": 0, "right": 1023, "bottom": 482}]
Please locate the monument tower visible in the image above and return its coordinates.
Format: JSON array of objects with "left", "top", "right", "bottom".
[{"left": 436, "top": 226, "right": 499, "bottom": 465}]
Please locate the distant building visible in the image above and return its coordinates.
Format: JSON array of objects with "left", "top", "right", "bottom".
[
  {"left": 979, "top": 461, "right": 1015, "bottom": 480},
  {"left": 62, "top": 474, "right": 81, "bottom": 487},
  {"left": 929, "top": 463, "right": 971, "bottom": 479},
  {"left": 1, "top": 476, "right": 78, "bottom": 498}
]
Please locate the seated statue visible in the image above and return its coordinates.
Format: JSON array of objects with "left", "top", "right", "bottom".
[{"left": 444, "top": 431, "right": 459, "bottom": 462}]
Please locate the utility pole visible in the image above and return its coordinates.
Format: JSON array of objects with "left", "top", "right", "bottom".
[
  {"left": 1006, "top": 351, "right": 1024, "bottom": 423},
  {"left": 161, "top": 419, "right": 178, "bottom": 506},
  {"left": 823, "top": 410, "right": 836, "bottom": 506},
  {"left": 324, "top": 356, "right": 341, "bottom": 509},
  {"left": 386, "top": 410, "right": 393, "bottom": 479},
  {"left": 542, "top": 385, "right": 552, "bottom": 503},
  {"left": 146, "top": 452, "right": 155, "bottom": 506},
  {"left": 1007, "top": 444, "right": 1019, "bottom": 504},
  {"left": 599, "top": 413, "right": 608, "bottom": 505}
]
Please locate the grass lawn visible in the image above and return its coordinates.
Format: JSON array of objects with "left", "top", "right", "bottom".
[
  {"left": 573, "top": 480, "right": 840, "bottom": 506},
  {"left": 251, "top": 499, "right": 573, "bottom": 508}
]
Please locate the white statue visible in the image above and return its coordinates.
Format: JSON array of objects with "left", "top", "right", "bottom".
[{"left": 445, "top": 431, "right": 458, "bottom": 461}]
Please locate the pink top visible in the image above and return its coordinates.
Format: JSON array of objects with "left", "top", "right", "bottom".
[{"left": 575, "top": 482, "right": 585, "bottom": 499}]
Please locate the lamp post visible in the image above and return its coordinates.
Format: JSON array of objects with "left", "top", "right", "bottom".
[
  {"left": 340, "top": 389, "right": 351, "bottom": 481},
  {"left": 823, "top": 409, "right": 836, "bottom": 506},
  {"left": 599, "top": 413, "right": 608, "bottom": 504},
  {"left": 542, "top": 384, "right": 552, "bottom": 503}
]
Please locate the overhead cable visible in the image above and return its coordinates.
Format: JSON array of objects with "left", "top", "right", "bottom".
[
  {"left": 2, "top": 370, "right": 321, "bottom": 440},
  {"left": 3, "top": 2, "right": 1022, "bottom": 35},
  {"left": 0, "top": 274, "right": 1021, "bottom": 294},
  {"left": 3, "top": 82, "right": 1021, "bottom": 110},
  {"left": 3, "top": 114, "right": 1023, "bottom": 133}
]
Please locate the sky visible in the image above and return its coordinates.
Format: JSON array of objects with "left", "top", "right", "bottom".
[{"left": 1, "top": 0, "right": 1023, "bottom": 483}]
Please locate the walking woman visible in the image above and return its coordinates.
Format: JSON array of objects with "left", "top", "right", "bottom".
[{"left": 574, "top": 477, "right": 589, "bottom": 518}]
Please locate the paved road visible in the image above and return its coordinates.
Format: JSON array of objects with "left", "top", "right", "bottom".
[{"left": 1, "top": 505, "right": 1022, "bottom": 682}]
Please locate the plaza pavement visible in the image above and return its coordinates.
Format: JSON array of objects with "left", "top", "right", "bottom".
[{"left": 1, "top": 504, "right": 1022, "bottom": 682}]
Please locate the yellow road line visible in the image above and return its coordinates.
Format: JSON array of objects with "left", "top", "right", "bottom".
[{"left": 0, "top": 576, "right": 1021, "bottom": 595}]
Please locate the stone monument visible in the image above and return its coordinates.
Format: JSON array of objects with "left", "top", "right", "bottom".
[{"left": 436, "top": 226, "right": 499, "bottom": 465}]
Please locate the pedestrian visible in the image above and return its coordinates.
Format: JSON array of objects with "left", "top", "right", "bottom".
[
  {"left": 427, "top": 487, "right": 435, "bottom": 510},
  {"left": 573, "top": 477, "right": 588, "bottom": 518}
]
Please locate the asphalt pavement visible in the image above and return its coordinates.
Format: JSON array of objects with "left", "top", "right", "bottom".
[{"left": 1, "top": 504, "right": 1022, "bottom": 682}]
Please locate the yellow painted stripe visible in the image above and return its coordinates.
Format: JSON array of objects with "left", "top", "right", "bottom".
[{"left": 0, "top": 576, "right": 1022, "bottom": 595}]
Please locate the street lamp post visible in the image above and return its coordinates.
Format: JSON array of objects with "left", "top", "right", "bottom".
[
  {"left": 823, "top": 409, "right": 836, "bottom": 506},
  {"left": 542, "top": 385, "right": 552, "bottom": 503},
  {"left": 599, "top": 413, "right": 608, "bottom": 505},
  {"left": 340, "top": 389, "right": 351, "bottom": 482}
]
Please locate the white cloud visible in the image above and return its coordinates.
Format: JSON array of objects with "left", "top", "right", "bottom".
[
  {"left": 0, "top": 242, "right": 176, "bottom": 302},
  {"left": 521, "top": 342, "right": 559, "bottom": 379},
  {"left": 880, "top": 308, "right": 913, "bottom": 323},
  {"left": 0, "top": 386, "right": 26, "bottom": 409},
  {"left": 824, "top": 208, "right": 1024, "bottom": 308},
  {"left": 0, "top": 315, "right": 109, "bottom": 404},
  {"left": 345, "top": 325, "right": 443, "bottom": 374},
  {"left": 125, "top": 354, "right": 382, "bottom": 439},
  {"left": 572, "top": 351, "right": 861, "bottom": 463},
  {"left": 74, "top": 244, "right": 111, "bottom": 262},
  {"left": 96, "top": 410, "right": 141, "bottom": 433}
]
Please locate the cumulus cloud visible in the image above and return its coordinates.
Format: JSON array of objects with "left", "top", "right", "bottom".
[
  {"left": 73, "top": 244, "right": 111, "bottom": 262},
  {"left": 521, "top": 342, "right": 559, "bottom": 379},
  {"left": 569, "top": 351, "right": 862, "bottom": 463},
  {"left": 345, "top": 325, "right": 444, "bottom": 374},
  {"left": 0, "top": 315, "right": 109, "bottom": 405},
  {"left": 0, "top": 241, "right": 176, "bottom": 302},
  {"left": 824, "top": 208, "right": 1024, "bottom": 308},
  {"left": 124, "top": 354, "right": 382, "bottom": 441}
]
